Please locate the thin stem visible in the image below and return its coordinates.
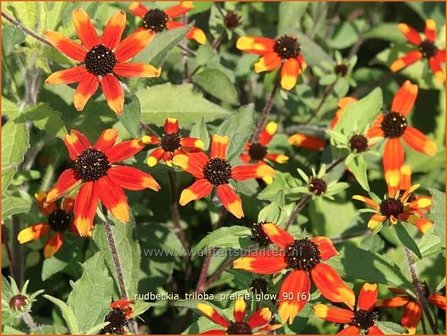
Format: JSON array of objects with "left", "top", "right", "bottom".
[
  {"left": 196, "top": 252, "right": 213, "bottom": 293},
  {"left": 2, "top": 225, "right": 18, "bottom": 281},
  {"left": 22, "top": 312, "right": 38, "bottom": 332},
  {"left": 1, "top": 12, "right": 51, "bottom": 47},
  {"left": 177, "top": 44, "right": 196, "bottom": 57},
  {"left": 203, "top": 257, "right": 235, "bottom": 291},
  {"left": 140, "top": 122, "right": 159, "bottom": 137},
  {"left": 211, "top": 30, "right": 225, "bottom": 50},
  {"left": 181, "top": 14, "right": 189, "bottom": 83}
]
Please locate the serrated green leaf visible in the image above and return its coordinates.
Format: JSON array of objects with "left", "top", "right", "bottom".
[
  {"left": 376, "top": 321, "right": 407, "bottom": 334},
  {"left": 395, "top": 222, "right": 422, "bottom": 259},
  {"left": 278, "top": 2, "right": 308, "bottom": 34},
  {"left": 193, "top": 68, "right": 239, "bottom": 105},
  {"left": 2, "top": 25, "right": 26, "bottom": 55},
  {"left": 43, "top": 294, "right": 79, "bottom": 334},
  {"left": 1, "top": 196, "right": 32, "bottom": 218},
  {"left": 346, "top": 155, "right": 370, "bottom": 191},
  {"left": 118, "top": 96, "right": 141, "bottom": 138},
  {"left": 16, "top": 103, "right": 67, "bottom": 138},
  {"left": 427, "top": 188, "right": 446, "bottom": 248}
]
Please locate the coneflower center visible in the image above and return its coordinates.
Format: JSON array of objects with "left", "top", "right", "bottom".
[
  {"left": 143, "top": 9, "right": 169, "bottom": 32},
  {"left": 274, "top": 35, "right": 300, "bottom": 59},
  {"left": 419, "top": 40, "right": 438, "bottom": 58},
  {"left": 101, "top": 308, "right": 127, "bottom": 335},
  {"left": 349, "top": 134, "right": 368, "bottom": 153},
  {"left": 285, "top": 238, "right": 321, "bottom": 271},
  {"left": 9, "top": 294, "right": 28, "bottom": 311},
  {"left": 250, "top": 222, "right": 272, "bottom": 247},
  {"left": 250, "top": 278, "right": 268, "bottom": 295},
  {"left": 334, "top": 64, "right": 348, "bottom": 77},
  {"left": 308, "top": 177, "right": 327, "bottom": 195},
  {"left": 351, "top": 309, "right": 378, "bottom": 330},
  {"left": 160, "top": 132, "right": 181, "bottom": 152},
  {"left": 226, "top": 322, "right": 252, "bottom": 335},
  {"left": 248, "top": 143, "right": 267, "bottom": 161},
  {"left": 381, "top": 112, "right": 407, "bottom": 138},
  {"left": 74, "top": 148, "right": 110, "bottom": 181},
  {"left": 224, "top": 11, "right": 241, "bottom": 30},
  {"left": 380, "top": 198, "right": 404, "bottom": 219},
  {"left": 84, "top": 45, "right": 117, "bottom": 76},
  {"left": 203, "top": 158, "right": 232, "bottom": 185},
  {"left": 48, "top": 209, "right": 71, "bottom": 232}
]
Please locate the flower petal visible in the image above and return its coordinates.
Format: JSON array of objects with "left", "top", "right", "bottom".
[
  {"left": 233, "top": 298, "right": 247, "bottom": 322},
  {"left": 313, "top": 304, "right": 354, "bottom": 323},
  {"left": 46, "top": 169, "right": 81, "bottom": 202},
  {"left": 179, "top": 179, "right": 213, "bottom": 206},
  {"left": 261, "top": 223, "right": 294, "bottom": 248},
  {"left": 44, "top": 232, "right": 64, "bottom": 258},
  {"left": 403, "top": 126, "right": 437, "bottom": 156},
  {"left": 358, "top": 283, "right": 378, "bottom": 311},
  {"left": 44, "top": 31, "right": 87, "bottom": 61},
  {"left": 233, "top": 254, "right": 287, "bottom": 274},
  {"left": 18, "top": 224, "right": 50, "bottom": 244},
  {"left": 201, "top": 330, "right": 225, "bottom": 335},
  {"left": 187, "top": 26, "right": 206, "bottom": 44},
  {"left": 45, "top": 66, "right": 88, "bottom": 84},
  {"left": 106, "top": 139, "right": 145, "bottom": 163},
  {"left": 172, "top": 153, "right": 208, "bottom": 178},
  {"left": 180, "top": 137, "right": 204, "bottom": 151},
  {"left": 74, "top": 181, "right": 100, "bottom": 236},
  {"left": 163, "top": 118, "right": 179, "bottom": 134},
  {"left": 74, "top": 72, "right": 100, "bottom": 112},
  {"left": 398, "top": 23, "right": 422, "bottom": 45},
  {"left": 265, "top": 153, "right": 289, "bottom": 164},
  {"left": 196, "top": 303, "right": 229, "bottom": 328},
  {"left": 428, "top": 56, "right": 444, "bottom": 83},
  {"left": 376, "top": 296, "right": 411, "bottom": 308},
  {"left": 278, "top": 270, "right": 311, "bottom": 324},
  {"left": 72, "top": 8, "right": 100, "bottom": 49},
  {"left": 368, "top": 214, "right": 387, "bottom": 231},
  {"left": 115, "top": 30, "right": 154, "bottom": 62},
  {"left": 146, "top": 148, "right": 165, "bottom": 167},
  {"left": 311, "top": 236, "right": 338, "bottom": 260},
  {"left": 428, "top": 294, "right": 446, "bottom": 310},
  {"left": 97, "top": 176, "right": 129, "bottom": 223},
  {"left": 425, "top": 19, "right": 437, "bottom": 42},
  {"left": 280, "top": 57, "right": 301, "bottom": 90},
  {"left": 102, "top": 10, "right": 126, "bottom": 49},
  {"left": 101, "top": 74, "right": 124, "bottom": 115},
  {"left": 288, "top": 133, "right": 326, "bottom": 151},
  {"left": 399, "top": 213, "right": 433, "bottom": 233},
  {"left": 254, "top": 52, "right": 281, "bottom": 73},
  {"left": 216, "top": 184, "right": 244, "bottom": 218},
  {"left": 108, "top": 166, "right": 160, "bottom": 191},
  {"left": 391, "top": 80, "right": 418, "bottom": 116},
  {"left": 311, "top": 263, "right": 355, "bottom": 309},
  {"left": 165, "top": 1, "right": 194, "bottom": 18},
  {"left": 368, "top": 326, "right": 384, "bottom": 335},
  {"left": 338, "top": 326, "right": 360, "bottom": 335},
  {"left": 232, "top": 163, "right": 275, "bottom": 181},
  {"left": 94, "top": 129, "right": 118, "bottom": 152},
  {"left": 62, "top": 197, "right": 75, "bottom": 214},
  {"left": 210, "top": 135, "right": 229, "bottom": 159},
  {"left": 113, "top": 62, "right": 160, "bottom": 78},
  {"left": 408, "top": 196, "right": 432, "bottom": 210},
  {"left": 390, "top": 51, "right": 423, "bottom": 72},
  {"left": 401, "top": 301, "right": 422, "bottom": 333},
  {"left": 383, "top": 138, "right": 404, "bottom": 190},
  {"left": 259, "top": 121, "right": 277, "bottom": 145},
  {"left": 128, "top": 2, "right": 148, "bottom": 18},
  {"left": 247, "top": 307, "right": 272, "bottom": 329},
  {"left": 352, "top": 195, "right": 380, "bottom": 210},
  {"left": 236, "top": 36, "right": 275, "bottom": 55}
]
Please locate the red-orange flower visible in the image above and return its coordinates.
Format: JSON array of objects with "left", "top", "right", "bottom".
[
  {"left": 102, "top": 299, "right": 134, "bottom": 334},
  {"left": 314, "top": 283, "right": 385, "bottom": 335},
  {"left": 129, "top": 1, "right": 206, "bottom": 44},
  {"left": 377, "top": 286, "right": 446, "bottom": 334},
  {"left": 173, "top": 135, "right": 275, "bottom": 218},
  {"left": 196, "top": 298, "right": 279, "bottom": 335},
  {"left": 233, "top": 223, "right": 355, "bottom": 324},
  {"left": 288, "top": 133, "right": 326, "bottom": 151},
  {"left": 141, "top": 118, "right": 203, "bottom": 167},
  {"left": 17, "top": 192, "right": 77, "bottom": 258},
  {"left": 45, "top": 9, "right": 159, "bottom": 115},
  {"left": 46, "top": 129, "right": 160, "bottom": 236},
  {"left": 391, "top": 19, "right": 445, "bottom": 83},
  {"left": 236, "top": 35, "right": 306, "bottom": 90},
  {"left": 367, "top": 81, "right": 437, "bottom": 190}
]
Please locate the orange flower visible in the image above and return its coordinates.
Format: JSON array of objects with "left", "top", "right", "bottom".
[
  {"left": 102, "top": 299, "right": 134, "bottom": 334},
  {"left": 236, "top": 35, "right": 306, "bottom": 90},
  {"left": 288, "top": 133, "right": 326, "bottom": 151},
  {"left": 45, "top": 9, "right": 159, "bottom": 115},
  {"left": 233, "top": 223, "right": 355, "bottom": 324},
  {"left": 353, "top": 184, "right": 433, "bottom": 233},
  {"left": 141, "top": 118, "right": 204, "bottom": 167},
  {"left": 196, "top": 298, "right": 279, "bottom": 334},
  {"left": 173, "top": 135, "right": 275, "bottom": 218},
  {"left": 46, "top": 129, "right": 160, "bottom": 236},
  {"left": 314, "top": 283, "right": 385, "bottom": 335},
  {"left": 367, "top": 81, "right": 437, "bottom": 189},
  {"left": 17, "top": 192, "right": 77, "bottom": 258},
  {"left": 128, "top": 1, "right": 206, "bottom": 44},
  {"left": 391, "top": 19, "right": 445, "bottom": 82},
  {"left": 377, "top": 286, "right": 446, "bottom": 334}
]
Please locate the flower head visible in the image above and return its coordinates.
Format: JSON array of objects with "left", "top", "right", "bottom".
[
  {"left": 314, "top": 283, "right": 385, "bottom": 335},
  {"left": 46, "top": 129, "right": 160, "bottom": 236},
  {"left": 233, "top": 223, "right": 355, "bottom": 324},
  {"left": 237, "top": 34, "right": 306, "bottom": 90},
  {"left": 141, "top": 118, "right": 204, "bottom": 167},
  {"left": 129, "top": 1, "right": 206, "bottom": 44},
  {"left": 196, "top": 298, "right": 278, "bottom": 334},
  {"left": 391, "top": 19, "right": 446, "bottom": 83},
  {"left": 101, "top": 299, "right": 134, "bottom": 334},
  {"left": 45, "top": 9, "right": 160, "bottom": 115},
  {"left": 17, "top": 192, "right": 76, "bottom": 258},
  {"left": 173, "top": 135, "right": 275, "bottom": 218}
]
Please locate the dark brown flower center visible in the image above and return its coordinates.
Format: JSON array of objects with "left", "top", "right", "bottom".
[
  {"left": 381, "top": 112, "right": 407, "bottom": 138},
  {"left": 160, "top": 131, "right": 181, "bottom": 152},
  {"left": 380, "top": 198, "right": 404, "bottom": 219},
  {"left": 274, "top": 35, "right": 300, "bottom": 59},
  {"left": 48, "top": 209, "right": 71, "bottom": 232},
  {"left": 250, "top": 278, "right": 268, "bottom": 295},
  {"left": 250, "top": 222, "right": 272, "bottom": 247},
  {"left": 419, "top": 39, "right": 438, "bottom": 58},
  {"left": 101, "top": 308, "right": 127, "bottom": 335},
  {"left": 84, "top": 45, "right": 117, "bottom": 76},
  {"left": 203, "top": 158, "right": 232, "bottom": 185},
  {"left": 74, "top": 148, "right": 110, "bottom": 182},
  {"left": 421, "top": 281, "right": 431, "bottom": 298},
  {"left": 334, "top": 64, "right": 348, "bottom": 77},
  {"left": 349, "top": 134, "right": 368, "bottom": 153},
  {"left": 248, "top": 143, "right": 267, "bottom": 162},
  {"left": 224, "top": 11, "right": 241, "bottom": 30},
  {"left": 308, "top": 177, "right": 327, "bottom": 195},
  {"left": 227, "top": 322, "right": 252, "bottom": 335},
  {"left": 143, "top": 8, "right": 169, "bottom": 32},
  {"left": 285, "top": 238, "right": 321, "bottom": 271},
  {"left": 352, "top": 309, "right": 378, "bottom": 330},
  {"left": 9, "top": 294, "right": 28, "bottom": 311}
]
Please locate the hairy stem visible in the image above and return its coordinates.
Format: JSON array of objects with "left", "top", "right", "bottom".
[
  {"left": 203, "top": 257, "right": 235, "bottom": 291},
  {"left": 196, "top": 252, "right": 213, "bottom": 293},
  {"left": 22, "top": 312, "right": 38, "bottom": 333},
  {"left": 1, "top": 12, "right": 51, "bottom": 47}
]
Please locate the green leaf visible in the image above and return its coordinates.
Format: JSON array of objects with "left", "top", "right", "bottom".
[
  {"left": 395, "top": 222, "right": 423, "bottom": 259},
  {"left": 216, "top": 104, "right": 255, "bottom": 161},
  {"left": 364, "top": 23, "right": 406, "bottom": 43},
  {"left": 190, "top": 117, "right": 210, "bottom": 150},
  {"left": 427, "top": 188, "right": 446, "bottom": 248},
  {"left": 192, "top": 68, "right": 239, "bottom": 105},
  {"left": 2, "top": 275, "right": 13, "bottom": 301},
  {"left": 138, "top": 83, "right": 231, "bottom": 127},
  {"left": 258, "top": 173, "right": 300, "bottom": 201},
  {"left": 43, "top": 294, "right": 79, "bottom": 334},
  {"left": 346, "top": 155, "right": 370, "bottom": 191},
  {"left": 297, "top": 32, "right": 334, "bottom": 67},
  {"left": 278, "top": 2, "right": 308, "bottom": 34},
  {"left": 328, "top": 20, "right": 367, "bottom": 49},
  {"left": 16, "top": 103, "right": 67, "bottom": 138},
  {"left": 42, "top": 237, "right": 83, "bottom": 281},
  {"left": 118, "top": 96, "right": 141, "bottom": 138},
  {"left": 1, "top": 196, "right": 32, "bottom": 218},
  {"left": 93, "top": 215, "right": 141, "bottom": 298},
  {"left": 2, "top": 25, "right": 26, "bottom": 55},
  {"left": 376, "top": 321, "right": 407, "bottom": 334},
  {"left": 85, "top": 322, "right": 110, "bottom": 335},
  {"left": 67, "top": 253, "right": 114, "bottom": 333}
]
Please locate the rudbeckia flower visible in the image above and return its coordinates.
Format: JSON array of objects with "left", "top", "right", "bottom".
[
  {"left": 17, "top": 192, "right": 76, "bottom": 258},
  {"left": 102, "top": 299, "right": 134, "bottom": 334},
  {"left": 46, "top": 129, "right": 160, "bottom": 236},
  {"left": 141, "top": 118, "right": 203, "bottom": 167},
  {"left": 353, "top": 184, "right": 433, "bottom": 233},
  {"left": 128, "top": 1, "right": 206, "bottom": 44},
  {"left": 236, "top": 34, "right": 306, "bottom": 90},
  {"left": 366, "top": 81, "right": 437, "bottom": 190},
  {"left": 196, "top": 297, "right": 279, "bottom": 334},
  {"left": 173, "top": 135, "right": 275, "bottom": 218},
  {"left": 288, "top": 133, "right": 326, "bottom": 151},
  {"left": 314, "top": 283, "right": 385, "bottom": 335},
  {"left": 233, "top": 223, "right": 355, "bottom": 324},
  {"left": 377, "top": 286, "right": 446, "bottom": 334},
  {"left": 391, "top": 19, "right": 446, "bottom": 83},
  {"left": 45, "top": 9, "right": 160, "bottom": 115}
]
